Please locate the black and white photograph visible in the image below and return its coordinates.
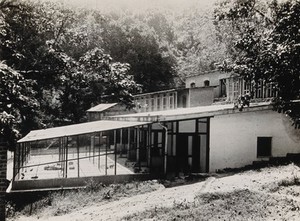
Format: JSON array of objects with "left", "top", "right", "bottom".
[{"left": 1, "top": 0, "right": 300, "bottom": 220}]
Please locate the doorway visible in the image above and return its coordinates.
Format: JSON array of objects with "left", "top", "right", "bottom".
[{"left": 176, "top": 134, "right": 208, "bottom": 174}]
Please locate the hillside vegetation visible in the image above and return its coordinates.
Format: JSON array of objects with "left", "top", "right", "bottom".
[
  {"left": 0, "top": 0, "right": 226, "bottom": 150},
  {"left": 7, "top": 163, "right": 300, "bottom": 220}
]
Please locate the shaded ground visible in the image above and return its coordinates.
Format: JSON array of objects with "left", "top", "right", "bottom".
[{"left": 8, "top": 164, "right": 300, "bottom": 221}]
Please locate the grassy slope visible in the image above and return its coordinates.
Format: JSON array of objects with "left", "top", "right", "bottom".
[
  {"left": 8, "top": 164, "right": 300, "bottom": 221},
  {"left": 7, "top": 179, "right": 164, "bottom": 219},
  {"left": 125, "top": 166, "right": 300, "bottom": 221}
]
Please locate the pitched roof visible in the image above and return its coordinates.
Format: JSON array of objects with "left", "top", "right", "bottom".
[{"left": 86, "top": 103, "right": 118, "bottom": 112}]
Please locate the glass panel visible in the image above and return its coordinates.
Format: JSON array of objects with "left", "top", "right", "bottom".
[
  {"left": 198, "top": 118, "right": 207, "bottom": 123},
  {"left": 158, "top": 132, "right": 162, "bottom": 147},
  {"left": 165, "top": 122, "right": 172, "bottom": 130},
  {"left": 167, "top": 135, "right": 172, "bottom": 155},
  {"left": 151, "top": 123, "right": 163, "bottom": 130},
  {"left": 188, "top": 136, "right": 193, "bottom": 155},
  {"left": 188, "top": 157, "right": 192, "bottom": 167},
  {"left": 200, "top": 135, "right": 207, "bottom": 172},
  {"left": 178, "top": 120, "right": 196, "bottom": 133},
  {"left": 198, "top": 122, "right": 207, "bottom": 133},
  {"left": 172, "top": 136, "right": 176, "bottom": 156}
]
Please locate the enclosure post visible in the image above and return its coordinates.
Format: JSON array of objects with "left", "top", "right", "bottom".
[
  {"left": 59, "top": 137, "right": 62, "bottom": 177},
  {"left": 105, "top": 133, "right": 108, "bottom": 175},
  {"left": 120, "top": 129, "right": 123, "bottom": 157},
  {"left": 114, "top": 130, "right": 117, "bottom": 175},
  {"left": 58, "top": 138, "right": 61, "bottom": 163},
  {"left": 25, "top": 143, "right": 27, "bottom": 165},
  {"left": 65, "top": 136, "right": 68, "bottom": 178},
  {"left": 206, "top": 118, "right": 210, "bottom": 173},
  {"left": 24, "top": 143, "right": 26, "bottom": 165},
  {"left": 147, "top": 125, "right": 151, "bottom": 167},
  {"left": 136, "top": 127, "right": 140, "bottom": 164},
  {"left": 127, "top": 128, "right": 130, "bottom": 160},
  {"left": 25, "top": 143, "right": 28, "bottom": 164},
  {"left": 28, "top": 142, "right": 31, "bottom": 163},
  {"left": 62, "top": 137, "right": 64, "bottom": 178},
  {"left": 13, "top": 144, "right": 17, "bottom": 181},
  {"left": 17, "top": 144, "right": 20, "bottom": 180},
  {"left": 98, "top": 132, "right": 101, "bottom": 171},
  {"left": 21, "top": 143, "right": 24, "bottom": 172},
  {"left": 93, "top": 135, "right": 95, "bottom": 164},
  {"left": 149, "top": 125, "right": 152, "bottom": 172},
  {"left": 77, "top": 136, "right": 80, "bottom": 178},
  {"left": 89, "top": 136, "right": 92, "bottom": 161},
  {"left": 164, "top": 125, "right": 168, "bottom": 175}
]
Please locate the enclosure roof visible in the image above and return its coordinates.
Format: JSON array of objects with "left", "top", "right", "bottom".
[
  {"left": 86, "top": 103, "right": 118, "bottom": 112},
  {"left": 18, "top": 120, "right": 150, "bottom": 143}
]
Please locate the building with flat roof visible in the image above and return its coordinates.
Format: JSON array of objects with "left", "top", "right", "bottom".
[
  {"left": 12, "top": 101, "right": 300, "bottom": 191},
  {"left": 11, "top": 70, "right": 297, "bottom": 192}
]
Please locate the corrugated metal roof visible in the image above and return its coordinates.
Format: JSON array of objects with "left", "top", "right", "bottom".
[
  {"left": 18, "top": 120, "right": 150, "bottom": 143},
  {"left": 86, "top": 103, "right": 118, "bottom": 112}
]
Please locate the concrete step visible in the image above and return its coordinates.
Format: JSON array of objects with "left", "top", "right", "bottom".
[
  {"left": 269, "top": 157, "right": 290, "bottom": 165},
  {"left": 286, "top": 153, "right": 300, "bottom": 162}
]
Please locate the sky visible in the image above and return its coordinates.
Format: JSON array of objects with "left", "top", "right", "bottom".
[{"left": 51, "top": 0, "right": 219, "bottom": 12}]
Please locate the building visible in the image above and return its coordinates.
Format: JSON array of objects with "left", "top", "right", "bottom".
[
  {"left": 133, "top": 85, "right": 216, "bottom": 113},
  {"left": 185, "top": 70, "right": 277, "bottom": 103},
  {"left": 10, "top": 70, "right": 297, "bottom": 191},
  {"left": 109, "top": 102, "right": 300, "bottom": 173},
  {"left": 11, "top": 101, "right": 300, "bottom": 191},
  {"left": 132, "top": 70, "right": 277, "bottom": 115},
  {"left": 87, "top": 103, "right": 133, "bottom": 121},
  {"left": 185, "top": 70, "right": 231, "bottom": 100}
]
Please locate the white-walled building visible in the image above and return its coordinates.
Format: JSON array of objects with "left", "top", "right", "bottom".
[
  {"left": 109, "top": 102, "right": 300, "bottom": 173},
  {"left": 12, "top": 69, "right": 298, "bottom": 191}
]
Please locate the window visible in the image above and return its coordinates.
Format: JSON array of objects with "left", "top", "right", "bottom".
[
  {"left": 157, "top": 98, "right": 161, "bottom": 111},
  {"left": 151, "top": 98, "right": 155, "bottom": 111},
  {"left": 169, "top": 96, "right": 174, "bottom": 109},
  {"left": 204, "top": 80, "right": 210, "bottom": 87},
  {"left": 190, "top": 82, "right": 196, "bottom": 88},
  {"left": 257, "top": 137, "right": 272, "bottom": 157},
  {"left": 163, "top": 95, "right": 167, "bottom": 110}
]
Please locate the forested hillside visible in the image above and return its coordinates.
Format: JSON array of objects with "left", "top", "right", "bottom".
[
  {"left": 1, "top": 0, "right": 298, "bottom": 149},
  {"left": 0, "top": 0, "right": 225, "bottom": 149}
]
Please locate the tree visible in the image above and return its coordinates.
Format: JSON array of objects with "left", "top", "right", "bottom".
[
  {"left": 215, "top": 0, "right": 300, "bottom": 128},
  {"left": 60, "top": 48, "right": 141, "bottom": 123},
  {"left": 100, "top": 23, "right": 176, "bottom": 92},
  {"left": 0, "top": 62, "right": 39, "bottom": 150}
]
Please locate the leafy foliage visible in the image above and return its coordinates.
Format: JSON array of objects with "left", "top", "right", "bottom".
[
  {"left": 215, "top": 0, "right": 300, "bottom": 127},
  {"left": 60, "top": 48, "right": 140, "bottom": 123},
  {"left": 0, "top": 62, "right": 39, "bottom": 149},
  {"left": 0, "top": 0, "right": 142, "bottom": 145}
]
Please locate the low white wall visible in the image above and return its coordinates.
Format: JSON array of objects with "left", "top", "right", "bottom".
[{"left": 209, "top": 110, "right": 300, "bottom": 172}]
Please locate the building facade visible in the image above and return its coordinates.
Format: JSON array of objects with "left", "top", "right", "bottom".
[
  {"left": 10, "top": 71, "right": 295, "bottom": 192},
  {"left": 133, "top": 70, "right": 277, "bottom": 114}
]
